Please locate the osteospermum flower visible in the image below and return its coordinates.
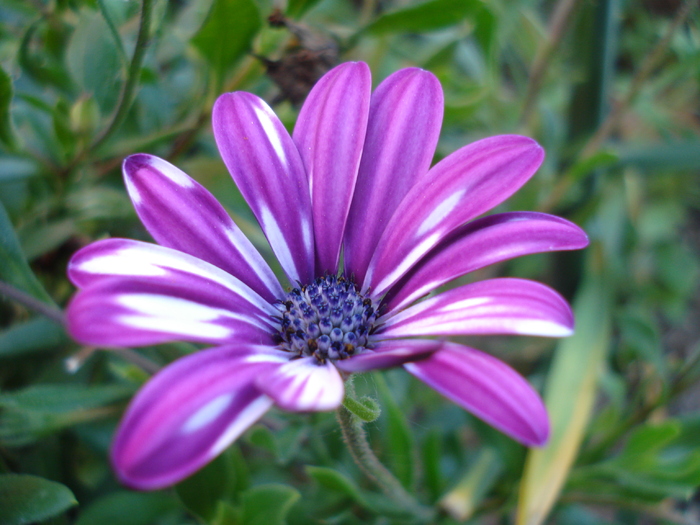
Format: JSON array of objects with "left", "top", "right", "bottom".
[{"left": 66, "top": 62, "right": 588, "bottom": 490}]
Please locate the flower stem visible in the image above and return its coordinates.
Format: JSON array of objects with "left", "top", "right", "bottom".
[{"left": 336, "top": 381, "right": 434, "bottom": 522}]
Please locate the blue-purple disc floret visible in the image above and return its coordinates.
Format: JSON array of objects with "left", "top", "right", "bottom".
[{"left": 274, "top": 275, "right": 379, "bottom": 363}]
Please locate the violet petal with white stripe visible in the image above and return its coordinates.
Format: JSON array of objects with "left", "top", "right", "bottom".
[
  {"left": 68, "top": 277, "right": 275, "bottom": 347},
  {"left": 256, "top": 357, "right": 345, "bottom": 412},
  {"left": 293, "top": 61, "right": 371, "bottom": 275},
  {"left": 404, "top": 343, "right": 549, "bottom": 446},
  {"left": 364, "top": 135, "right": 544, "bottom": 296},
  {"left": 383, "top": 212, "right": 589, "bottom": 311},
  {"left": 123, "top": 154, "right": 283, "bottom": 302},
  {"left": 344, "top": 68, "right": 443, "bottom": 284},
  {"left": 111, "top": 345, "right": 281, "bottom": 490},
  {"left": 378, "top": 278, "right": 574, "bottom": 339},
  {"left": 213, "top": 92, "right": 315, "bottom": 284}
]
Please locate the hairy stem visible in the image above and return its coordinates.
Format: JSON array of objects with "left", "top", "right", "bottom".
[{"left": 336, "top": 381, "right": 433, "bottom": 522}]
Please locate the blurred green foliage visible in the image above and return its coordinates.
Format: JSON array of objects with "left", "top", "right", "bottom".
[{"left": 0, "top": 0, "right": 699, "bottom": 523}]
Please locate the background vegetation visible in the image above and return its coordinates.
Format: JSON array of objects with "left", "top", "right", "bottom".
[{"left": 0, "top": 0, "right": 699, "bottom": 523}]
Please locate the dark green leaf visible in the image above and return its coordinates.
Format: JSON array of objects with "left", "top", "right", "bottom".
[
  {"left": 0, "top": 158, "right": 39, "bottom": 183},
  {"left": 240, "top": 484, "right": 300, "bottom": 525},
  {"left": 286, "top": 0, "right": 324, "bottom": 18},
  {"left": 0, "top": 384, "right": 134, "bottom": 446},
  {"left": 0, "top": 200, "right": 53, "bottom": 304},
  {"left": 305, "top": 466, "right": 364, "bottom": 504},
  {"left": 18, "top": 21, "right": 74, "bottom": 92},
  {"left": 422, "top": 429, "right": 442, "bottom": 502},
  {"left": 0, "top": 474, "right": 77, "bottom": 525},
  {"left": 75, "top": 491, "right": 178, "bottom": 525},
  {"left": 0, "top": 67, "right": 19, "bottom": 151},
  {"left": 66, "top": 9, "right": 122, "bottom": 113},
  {"left": 19, "top": 218, "right": 77, "bottom": 261},
  {"left": 0, "top": 384, "right": 134, "bottom": 414},
  {"left": 363, "top": 0, "right": 483, "bottom": 35},
  {"left": 191, "top": 0, "right": 261, "bottom": 88},
  {"left": 176, "top": 448, "right": 238, "bottom": 523},
  {"left": 0, "top": 317, "right": 68, "bottom": 358}
]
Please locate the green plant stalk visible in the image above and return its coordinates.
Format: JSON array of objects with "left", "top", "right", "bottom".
[
  {"left": 0, "top": 279, "right": 64, "bottom": 326},
  {"left": 336, "top": 381, "right": 434, "bottom": 523},
  {"left": 91, "top": 0, "right": 155, "bottom": 152}
]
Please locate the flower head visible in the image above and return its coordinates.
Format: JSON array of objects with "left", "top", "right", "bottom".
[{"left": 66, "top": 62, "right": 588, "bottom": 490}]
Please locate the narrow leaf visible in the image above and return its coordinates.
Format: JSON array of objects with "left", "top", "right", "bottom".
[
  {"left": 0, "top": 317, "right": 68, "bottom": 358},
  {"left": 440, "top": 448, "right": 503, "bottom": 521},
  {"left": 0, "top": 67, "right": 19, "bottom": 150},
  {"left": 516, "top": 274, "right": 612, "bottom": 525},
  {"left": 0, "top": 200, "right": 54, "bottom": 304},
  {"left": 363, "top": 0, "right": 483, "bottom": 35}
]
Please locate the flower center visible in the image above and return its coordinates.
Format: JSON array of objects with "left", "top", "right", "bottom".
[{"left": 274, "top": 275, "right": 379, "bottom": 364}]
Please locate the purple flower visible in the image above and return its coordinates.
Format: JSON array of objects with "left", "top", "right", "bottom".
[{"left": 66, "top": 62, "right": 588, "bottom": 490}]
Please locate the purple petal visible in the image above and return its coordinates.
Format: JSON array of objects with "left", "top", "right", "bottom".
[
  {"left": 293, "top": 62, "right": 371, "bottom": 275},
  {"left": 378, "top": 278, "right": 574, "bottom": 339},
  {"left": 123, "top": 154, "right": 283, "bottom": 302},
  {"left": 334, "top": 339, "right": 442, "bottom": 373},
  {"left": 111, "top": 345, "right": 286, "bottom": 490},
  {"left": 67, "top": 274, "right": 275, "bottom": 348},
  {"left": 344, "top": 68, "right": 443, "bottom": 284},
  {"left": 256, "top": 357, "right": 344, "bottom": 412},
  {"left": 364, "top": 136, "right": 545, "bottom": 296},
  {"left": 404, "top": 343, "right": 549, "bottom": 446},
  {"left": 384, "top": 212, "right": 589, "bottom": 311},
  {"left": 213, "top": 92, "right": 315, "bottom": 284},
  {"left": 68, "top": 238, "right": 273, "bottom": 312}
]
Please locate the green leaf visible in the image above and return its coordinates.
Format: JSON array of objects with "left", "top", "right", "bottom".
[
  {"left": 176, "top": 448, "right": 238, "bottom": 523},
  {"left": 0, "top": 67, "right": 19, "bottom": 151},
  {"left": 191, "top": 0, "right": 261, "bottom": 88},
  {"left": 0, "top": 200, "right": 54, "bottom": 304},
  {"left": 305, "top": 466, "right": 364, "bottom": 504},
  {"left": 0, "top": 384, "right": 134, "bottom": 414},
  {"left": 517, "top": 271, "right": 612, "bottom": 525},
  {"left": 422, "top": 429, "right": 442, "bottom": 502},
  {"left": 0, "top": 317, "right": 68, "bottom": 358},
  {"left": 374, "top": 373, "right": 414, "bottom": 489},
  {"left": 18, "top": 21, "right": 74, "bottom": 92},
  {"left": 286, "top": 0, "right": 324, "bottom": 18},
  {"left": 0, "top": 474, "right": 77, "bottom": 525},
  {"left": 363, "top": 0, "right": 483, "bottom": 35},
  {"left": 66, "top": 8, "right": 122, "bottom": 113},
  {"left": 19, "top": 218, "right": 77, "bottom": 261},
  {"left": 0, "top": 157, "right": 39, "bottom": 183},
  {"left": 240, "top": 484, "right": 300, "bottom": 525},
  {"left": 0, "top": 384, "right": 134, "bottom": 446},
  {"left": 75, "top": 491, "right": 178, "bottom": 525}
]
